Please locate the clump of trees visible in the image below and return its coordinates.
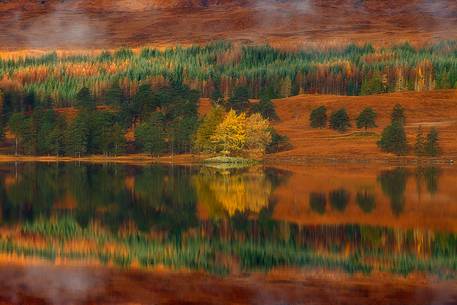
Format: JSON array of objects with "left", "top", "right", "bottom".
[
  {"left": 415, "top": 126, "right": 441, "bottom": 157},
  {"left": 378, "top": 104, "right": 408, "bottom": 155},
  {"left": 194, "top": 108, "right": 273, "bottom": 158},
  {"left": 378, "top": 104, "right": 441, "bottom": 157},
  {"left": 310, "top": 105, "right": 379, "bottom": 134}
]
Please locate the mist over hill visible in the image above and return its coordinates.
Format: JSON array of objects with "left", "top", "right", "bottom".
[{"left": 0, "top": 0, "right": 456, "bottom": 49}]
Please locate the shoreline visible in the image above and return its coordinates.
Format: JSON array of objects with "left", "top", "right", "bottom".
[{"left": 0, "top": 154, "right": 454, "bottom": 166}]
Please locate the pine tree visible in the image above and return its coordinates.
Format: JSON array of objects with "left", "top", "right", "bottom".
[
  {"left": 391, "top": 104, "right": 405, "bottom": 125},
  {"left": 414, "top": 126, "right": 426, "bottom": 156},
  {"left": 135, "top": 113, "right": 166, "bottom": 156},
  {"left": 252, "top": 97, "right": 278, "bottom": 121},
  {"left": 378, "top": 122, "right": 408, "bottom": 155},
  {"left": 75, "top": 87, "right": 95, "bottom": 110},
  {"left": 309, "top": 106, "right": 327, "bottom": 128},
  {"left": 64, "top": 112, "right": 89, "bottom": 157},
  {"left": 227, "top": 86, "right": 250, "bottom": 113},
  {"left": 330, "top": 108, "right": 351, "bottom": 132},
  {"left": 104, "top": 82, "right": 124, "bottom": 107},
  {"left": 425, "top": 128, "right": 440, "bottom": 157},
  {"left": 8, "top": 113, "right": 28, "bottom": 155},
  {"left": 132, "top": 84, "right": 155, "bottom": 121},
  {"left": 47, "top": 115, "right": 66, "bottom": 156},
  {"left": 356, "top": 107, "right": 377, "bottom": 131},
  {"left": 110, "top": 123, "right": 126, "bottom": 156}
]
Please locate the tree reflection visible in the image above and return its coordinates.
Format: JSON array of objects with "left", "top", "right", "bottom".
[
  {"left": 416, "top": 167, "right": 441, "bottom": 195},
  {"left": 377, "top": 168, "right": 408, "bottom": 216},
  {"left": 329, "top": 189, "right": 350, "bottom": 212},
  {"left": 309, "top": 192, "right": 326, "bottom": 214},
  {"left": 356, "top": 190, "right": 376, "bottom": 213},
  {"left": 193, "top": 166, "right": 273, "bottom": 219}
]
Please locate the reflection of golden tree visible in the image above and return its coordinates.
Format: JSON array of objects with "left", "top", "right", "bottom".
[{"left": 193, "top": 167, "right": 272, "bottom": 219}]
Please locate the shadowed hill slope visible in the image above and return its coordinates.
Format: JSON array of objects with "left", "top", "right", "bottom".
[{"left": 0, "top": 0, "right": 456, "bottom": 49}]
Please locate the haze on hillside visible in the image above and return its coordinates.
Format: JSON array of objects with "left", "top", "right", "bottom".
[{"left": 0, "top": 0, "right": 456, "bottom": 49}]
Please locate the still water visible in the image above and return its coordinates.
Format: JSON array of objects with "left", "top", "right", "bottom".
[{"left": 0, "top": 162, "right": 456, "bottom": 304}]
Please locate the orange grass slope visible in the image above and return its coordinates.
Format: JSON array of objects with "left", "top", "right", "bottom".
[{"left": 269, "top": 90, "right": 457, "bottom": 161}]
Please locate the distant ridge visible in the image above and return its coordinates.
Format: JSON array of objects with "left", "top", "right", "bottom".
[{"left": 0, "top": 0, "right": 456, "bottom": 48}]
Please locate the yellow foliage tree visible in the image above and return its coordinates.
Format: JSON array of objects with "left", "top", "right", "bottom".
[
  {"left": 210, "top": 110, "right": 246, "bottom": 156},
  {"left": 245, "top": 113, "right": 272, "bottom": 157}
]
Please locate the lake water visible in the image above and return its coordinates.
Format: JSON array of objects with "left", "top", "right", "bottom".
[{"left": 0, "top": 162, "right": 456, "bottom": 305}]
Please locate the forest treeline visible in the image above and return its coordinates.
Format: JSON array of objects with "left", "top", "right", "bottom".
[
  {"left": 1, "top": 40, "right": 457, "bottom": 107},
  {"left": 0, "top": 78, "right": 285, "bottom": 157}
]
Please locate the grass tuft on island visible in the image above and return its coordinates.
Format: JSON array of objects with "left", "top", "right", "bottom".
[{"left": 204, "top": 156, "right": 258, "bottom": 165}]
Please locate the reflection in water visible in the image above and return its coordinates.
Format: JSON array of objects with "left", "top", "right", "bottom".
[
  {"left": 356, "top": 190, "right": 376, "bottom": 213},
  {"left": 193, "top": 167, "right": 272, "bottom": 218},
  {"left": 309, "top": 192, "right": 326, "bottom": 214},
  {"left": 377, "top": 168, "right": 408, "bottom": 216},
  {"left": 0, "top": 163, "right": 454, "bottom": 279},
  {"left": 329, "top": 189, "right": 350, "bottom": 212},
  {"left": 416, "top": 167, "right": 441, "bottom": 195}
]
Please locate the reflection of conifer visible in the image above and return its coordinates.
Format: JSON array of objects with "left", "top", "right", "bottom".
[
  {"left": 309, "top": 192, "right": 327, "bottom": 214},
  {"left": 377, "top": 168, "right": 408, "bottom": 216},
  {"left": 356, "top": 190, "right": 376, "bottom": 213},
  {"left": 329, "top": 189, "right": 350, "bottom": 212}
]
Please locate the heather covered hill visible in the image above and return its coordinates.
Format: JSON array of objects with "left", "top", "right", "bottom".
[
  {"left": 0, "top": 0, "right": 456, "bottom": 49},
  {"left": 270, "top": 90, "right": 457, "bottom": 160}
]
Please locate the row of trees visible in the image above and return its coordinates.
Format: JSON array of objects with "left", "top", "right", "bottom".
[
  {"left": 8, "top": 107, "right": 126, "bottom": 156},
  {"left": 2, "top": 41, "right": 457, "bottom": 108},
  {"left": 2, "top": 81, "right": 283, "bottom": 158},
  {"left": 378, "top": 104, "right": 441, "bottom": 156},
  {"left": 309, "top": 103, "right": 441, "bottom": 157},
  {"left": 310, "top": 106, "right": 377, "bottom": 132},
  {"left": 4, "top": 80, "right": 201, "bottom": 157}
]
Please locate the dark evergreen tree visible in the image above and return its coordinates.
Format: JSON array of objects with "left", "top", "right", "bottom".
[
  {"left": 329, "top": 108, "right": 351, "bottom": 132},
  {"left": 266, "top": 128, "right": 292, "bottom": 153},
  {"left": 356, "top": 107, "right": 377, "bottom": 131},
  {"left": 425, "top": 128, "right": 440, "bottom": 157},
  {"left": 391, "top": 104, "right": 406, "bottom": 125},
  {"left": 132, "top": 84, "right": 155, "bottom": 122},
  {"left": 104, "top": 82, "right": 124, "bottom": 107},
  {"left": 64, "top": 112, "right": 89, "bottom": 156},
  {"left": 8, "top": 112, "right": 28, "bottom": 155},
  {"left": 309, "top": 106, "right": 327, "bottom": 128},
  {"left": 23, "top": 91, "right": 37, "bottom": 111},
  {"left": 75, "top": 87, "right": 95, "bottom": 110},
  {"left": 414, "top": 126, "right": 426, "bottom": 156},
  {"left": 135, "top": 113, "right": 166, "bottom": 156},
  {"left": 227, "top": 86, "right": 250, "bottom": 113},
  {"left": 378, "top": 122, "right": 408, "bottom": 155},
  {"left": 252, "top": 97, "right": 278, "bottom": 121}
]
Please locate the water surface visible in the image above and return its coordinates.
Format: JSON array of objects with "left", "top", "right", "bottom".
[{"left": 0, "top": 162, "right": 456, "bottom": 304}]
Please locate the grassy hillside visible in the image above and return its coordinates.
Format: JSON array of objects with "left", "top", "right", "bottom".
[{"left": 269, "top": 90, "right": 457, "bottom": 160}]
